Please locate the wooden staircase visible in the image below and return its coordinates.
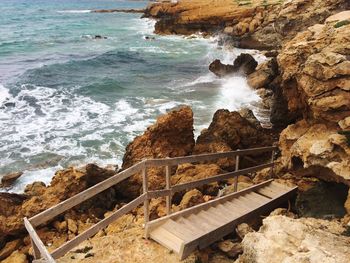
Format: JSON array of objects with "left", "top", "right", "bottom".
[{"left": 146, "top": 180, "right": 297, "bottom": 260}]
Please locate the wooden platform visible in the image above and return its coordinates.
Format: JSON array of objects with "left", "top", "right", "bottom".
[{"left": 146, "top": 180, "right": 297, "bottom": 260}]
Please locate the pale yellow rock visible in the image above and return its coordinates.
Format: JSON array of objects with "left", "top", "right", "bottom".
[
  {"left": 236, "top": 215, "right": 350, "bottom": 263},
  {"left": 2, "top": 251, "right": 27, "bottom": 263},
  {"left": 326, "top": 10, "right": 350, "bottom": 22}
]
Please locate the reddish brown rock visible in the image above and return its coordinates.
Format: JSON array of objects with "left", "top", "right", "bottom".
[
  {"left": 194, "top": 110, "right": 274, "bottom": 170},
  {"left": 0, "top": 172, "right": 23, "bottom": 187},
  {"left": 120, "top": 106, "right": 195, "bottom": 197}
]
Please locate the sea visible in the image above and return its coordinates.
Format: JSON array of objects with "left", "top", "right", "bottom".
[{"left": 0, "top": 0, "right": 266, "bottom": 192}]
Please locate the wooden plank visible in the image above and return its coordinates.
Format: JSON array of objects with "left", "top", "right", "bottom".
[
  {"left": 145, "top": 180, "right": 273, "bottom": 236},
  {"left": 147, "top": 189, "right": 172, "bottom": 199},
  {"left": 51, "top": 193, "right": 146, "bottom": 259},
  {"left": 179, "top": 185, "right": 298, "bottom": 260},
  {"left": 234, "top": 154, "right": 240, "bottom": 192},
  {"left": 196, "top": 211, "right": 224, "bottom": 227},
  {"left": 142, "top": 167, "right": 149, "bottom": 225},
  {"left": 176, "top": 217, "right": 204, "bottom": 235},
  {"left": 150, "top": 226, "right": 183, "bottom": 253},
  {"left": 30, "top": 161, "right": 145, "bottom": 227},
  {"left": 206, "top": 206, "right": 234, "bottom": 221},
  {"left": 224, "top": 200, "right": 251, "bottom": 213},
  {"left": 145, "top": 146, "right": 277, "bottom": 167},
  {"left": 172, "top": 163, "right": 273, "bottom": 193},
  {"left": 23, "top": 218, "right": 56, "bottom": 263},
  {"left": 165, "top": 165, "right": 171, "bottom": 215},
  {"left": 162, "top": 220, "right": 196, "bottom": 241},
  {"left": 200, "top": 209, "right": 230, "bottom": 224},
  {"left": 244, "top": 192, "right": 271, "bottom": 205},
  {"left": 256, "top": 186, "right": 280, "bottom": 199},
  {"left": 215, "top": 204, "right": 242, "bottom": 218},
  {"left": 187, "top": 214, "right": 214, "bottom": 232}
]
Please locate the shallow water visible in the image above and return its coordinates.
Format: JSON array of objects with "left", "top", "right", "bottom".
[{"left": 0, "top": 0, "right": 265, "bottom": 192}]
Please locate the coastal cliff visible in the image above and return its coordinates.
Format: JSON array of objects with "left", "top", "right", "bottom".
[{"left": 1, "top": 1, "right": 350, "bottom": 262}]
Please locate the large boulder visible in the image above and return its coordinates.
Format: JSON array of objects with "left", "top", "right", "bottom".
[
  {"left": 279, "top": 120, "right": 350, "bottom": 185},
  {"left": 120, "top": 106, "right": 195, "bottom": 197},
  {"left": 277, "top": 16, "right": 350, "bottom": 124},
  {"left": 209, "top": 54, "right": 258, "bottom": 77},
  {"left": 236, "top": 215, "right": 350, "bottom": 263}
]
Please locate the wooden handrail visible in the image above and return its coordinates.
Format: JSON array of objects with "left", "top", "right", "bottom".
[
  {"left": 145, "top": 146, "right": 277, "bottom": 167},
  {"left": 30, "top": 161, "right": 145, "bottom": 227},
  {"left": 171, "top": 162, "right": 273, "bottom": 193},
  {"left": 25, "top": 145, "right": 277, "bottom": 262},
  {"left": 51, "top": 193, "right": 147, "bottom": 259}
]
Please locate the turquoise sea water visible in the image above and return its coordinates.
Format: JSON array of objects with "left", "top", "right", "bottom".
[{"left": 0, "top": 0, "right": 264, "bottom": 191}]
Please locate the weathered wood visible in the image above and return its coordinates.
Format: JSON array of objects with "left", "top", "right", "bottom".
[
  {"left": 148, "top": 189, "right": 172, "bottom": 199},
  {"left": 172, "top": 162, "right": 273, "bottom": 193},
  {"left": 51, "top": 193, "right": 146, "bottom": 259},
  {"left": 165, "top": 165, "right": 171, "bottom": 215},
  {"left": 142, "top": 166, "right": 149, "bottom": 226},
  {"left": 145, "top": 180, "right": 273, "bottom": 236},
  {"left": 24, "top": 218, "right": 56, "bottom": 263},
  {"left": 178, "top": 185, "right": 298, "bottom": 259},
  {"left": 145, "top": 146, "right": 277, "bottom": 167},
  {"left": 30, "top": 161, "right": 145, "bottom": 227},
  {"left": 234, "top": 153, "right": 240, "bottom": 192},
  {"left": 270, "top": 149, "right": 275, "bottom": 177}
]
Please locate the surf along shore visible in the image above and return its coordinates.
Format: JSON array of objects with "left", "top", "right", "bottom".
[{"left": 1, "top": 1, "right": 350, "bottom": 262}]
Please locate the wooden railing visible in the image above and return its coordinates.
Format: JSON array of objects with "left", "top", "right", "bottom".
[{"left": 24, "top": 146, "right": 277, "bottom": 262}]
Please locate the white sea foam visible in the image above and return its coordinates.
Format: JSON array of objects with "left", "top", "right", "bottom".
[
  {"left": 0, "top": 84, "right": 11, "bottom": 105},
  {"left": 57, "top": 10, "right": 91, "bottom": 14},
  {"left": 216, "top": 75, "right": 261, "bottom": 111}
]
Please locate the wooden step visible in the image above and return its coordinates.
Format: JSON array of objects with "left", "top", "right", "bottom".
[
  {"left": 187, "top": 214, "right": 215, "bottom": 232},
  {"left": 255, "top": 185, "right": 281, "bottom": 198},
  {"left": 161, "top": 219, "right": 196, "bottom": 242},
  {"left": 149, "top": 225, "right": 184, "bottom": 253},
  {"left": 175, "top": 217, "right": 204, "bottom": 236}
]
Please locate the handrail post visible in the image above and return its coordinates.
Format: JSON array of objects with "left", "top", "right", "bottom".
[
  {"left": 31, "top": 238, "right": 41, "bottom": 260},
  {"left": 270, "top": 149, "right": 275, "bottom": 178},
  {"left": 165, "top": 165, "right": 171, "bottom": 215},
  {"left": 142, "top": 163, "right": 149, "bottom": 226},
  {"left": 234, "top": 150, "right": 240, "bottom": 192}
]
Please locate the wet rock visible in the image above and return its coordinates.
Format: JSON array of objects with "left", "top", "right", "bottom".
[
  {"left": 237, "top": 215, "right": 350, "bottom": 263},
  {"left": 232, "top": 53, "right": 258, "bottom": 75},
  {"left": 209, "top": 59, "right": 235, "bottom": 77},
  {"left": 0, "top": 172, "right": 23, "bottom": 187},
  {"left": 247, "top": 58, "right": 278, "bottom": 90},
  {"left": 120, "top": 106, "right": 195, "bottom": 198},
  {"left": 238, "top": 108, "right": 261, "bottom": 129},
  {"left": 194, "top": 110, "right": 273, "bottom": 170}
]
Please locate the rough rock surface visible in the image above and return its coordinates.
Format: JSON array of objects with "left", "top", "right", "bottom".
[
  {"left": 194, "top": 109, "right": 274, "bottom": 170},
  {"left": 0, "top": 165, "right": 116, "bottom": 238},
  {"left": 120, "top": 106, "right": 195, "bottom": 197},
  {"left": 236, "top": 215, "right": 350, "bottom": 263},
  {"left": 279, "top": 120, "right": 350, "bottom": 185},
  {"left": 277, "top": 17, "right": 350, "bottom": 123}
]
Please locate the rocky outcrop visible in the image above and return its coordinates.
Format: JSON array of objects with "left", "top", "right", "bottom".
[
  {"left": 277, "top": 16, "right": 350, "bottom": 123},
  {"left": 277, "top": 14, "right": 350, "bottom": 188},
  {"left": 120, "top": 106, "right": 195, "bottom": 197},
  {"left": 0, "top": 165, "right": 117, "bottom": 238},
  {"left": 194, "top": 109, "right": 274, "bottom": 169},
  {"left": 0, "top": 172, "right": 23, "bottom": 188},
  {"left": 209, "top": 53, "right": 258, "bottom": 77},
  {"left": 237, "top": 214, "right": 350, "bottom": 263},
  {"left": 279, "top": 120, "right": 350, "bottom": 184}
]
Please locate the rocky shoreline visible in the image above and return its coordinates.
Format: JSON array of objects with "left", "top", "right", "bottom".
[{"left": 1, "top": 0, "right": 350, "bottom": 262}]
